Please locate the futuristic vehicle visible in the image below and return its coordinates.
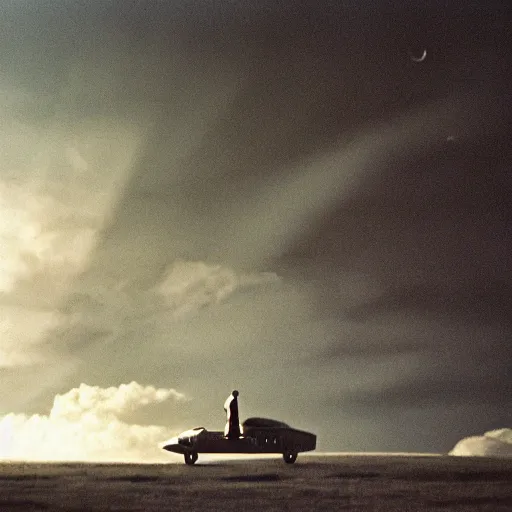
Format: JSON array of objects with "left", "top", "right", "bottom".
[{"left": 161, "top": 417, "right": 317, "bottom": 465}]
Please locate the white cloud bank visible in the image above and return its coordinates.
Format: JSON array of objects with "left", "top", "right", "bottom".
[
  {"left": 0, "top": 382, "right": 186, "bottom": 462},
  {"left": 449, "top": 428, "right": 512, "bottom": 457}
]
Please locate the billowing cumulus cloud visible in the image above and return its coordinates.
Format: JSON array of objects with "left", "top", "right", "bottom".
[
  {"left": 0, "top": 382, "right": 186, "bottom": 462},
  {"left": 450, "top": 429, "right": 512, "bottom": 457}
]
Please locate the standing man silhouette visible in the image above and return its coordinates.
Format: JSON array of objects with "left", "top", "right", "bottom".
[{"left": 224, "top": 390, "right": 242, "bottom": 439}]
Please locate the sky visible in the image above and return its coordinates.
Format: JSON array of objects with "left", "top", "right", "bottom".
[{"left": 0, "top": 1, "right": 511, "bottom": 459}]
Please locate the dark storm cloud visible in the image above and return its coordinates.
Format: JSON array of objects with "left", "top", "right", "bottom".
[
  {"left": 345, "top": 282, "right": 512, "bottom": 326},
  {"left": 315, "top": 337, "right": 423, "bottom": 361},
  {"left": 336, "top": 370, "right": 512, "bottom": 409},
  {"left": 2, "top": 1, "right": 511, "bottom": 452}
]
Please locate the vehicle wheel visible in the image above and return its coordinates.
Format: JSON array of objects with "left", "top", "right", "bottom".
[
  {"left": 184, "top": 451, "right": 198, "bottom": 465},
  {"left": 283, "top": 450, "right": 297, "bottom": 464}
]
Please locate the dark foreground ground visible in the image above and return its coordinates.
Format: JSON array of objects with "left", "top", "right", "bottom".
[{"left": 1, "top": 455, "right": 511, "bottom": 511}]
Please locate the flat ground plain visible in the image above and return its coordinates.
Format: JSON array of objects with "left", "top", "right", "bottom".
[{"left": 1, "top": 455, "right": 511, "bottom": 511}]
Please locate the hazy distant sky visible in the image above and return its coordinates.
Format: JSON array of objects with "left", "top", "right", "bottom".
[{"left": 1, "top": 1, "right": 510, "bottom": 454}]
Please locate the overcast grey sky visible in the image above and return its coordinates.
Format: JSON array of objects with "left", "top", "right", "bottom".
[{"left": 1, "top": 1, "right": 510, "bottom": 453}]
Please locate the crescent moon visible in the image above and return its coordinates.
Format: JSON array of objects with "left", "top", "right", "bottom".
[{"left": 409, "top": 49, "right": 427, "bottom": 63}]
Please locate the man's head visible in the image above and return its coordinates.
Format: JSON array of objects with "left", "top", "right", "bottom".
[{"left": 232, "top": 390, "right": 239, "bottom": 397}]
